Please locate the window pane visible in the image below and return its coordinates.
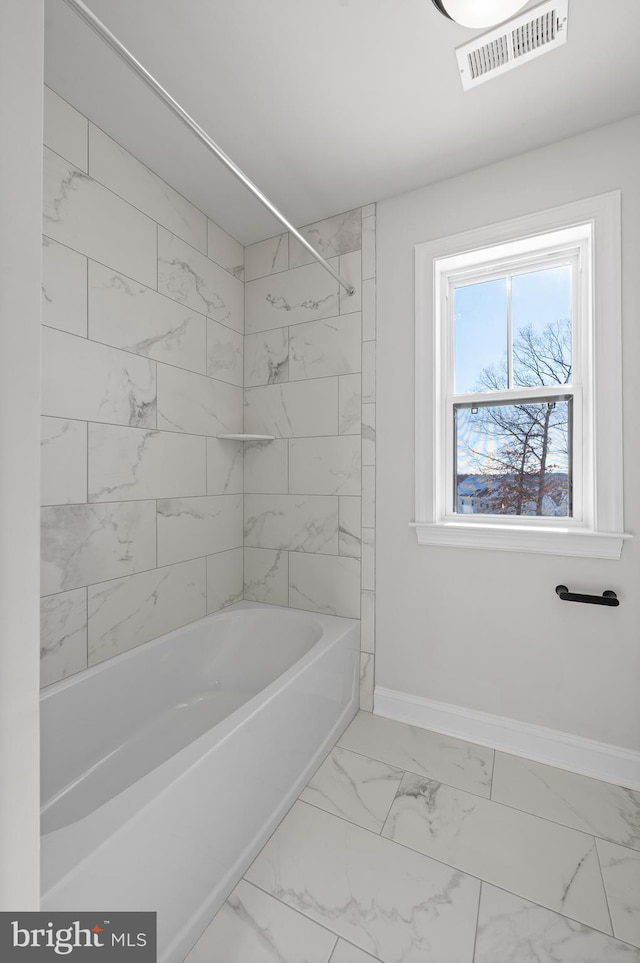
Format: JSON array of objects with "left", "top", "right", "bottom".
[
  {"left": 454, "top": 278, "right": 507, "bottom": 393},
  {"left": 455, "top": 398, "right": 571, "bottom": 517},
  {"left": 512, "top": 265, "right": 572, "bottom": 388}
]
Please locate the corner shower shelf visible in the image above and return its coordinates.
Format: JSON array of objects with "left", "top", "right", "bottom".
[{"left": 216, "top": 433, "right": 276, "bottom": 442}]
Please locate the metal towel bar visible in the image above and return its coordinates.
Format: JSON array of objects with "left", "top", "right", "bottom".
[{"left": 555, "top": 585, "right": 619, "bottom": 606}]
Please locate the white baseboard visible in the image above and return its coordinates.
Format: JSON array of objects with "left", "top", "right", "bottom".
[{"left": 374, "top": 687, "right": 640, "bottom": 791}]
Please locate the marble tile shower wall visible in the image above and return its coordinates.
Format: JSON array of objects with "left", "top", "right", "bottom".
[
  {"left": 243, "top": 206, "right": 377, "bottom": 710},
  {"left": 40, "top": 87, "right": 245, "bottom": 687}
]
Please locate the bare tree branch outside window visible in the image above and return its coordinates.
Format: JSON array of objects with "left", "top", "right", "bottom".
[{"left": 455, "top": 318, "right": 572, "bottom": 517}]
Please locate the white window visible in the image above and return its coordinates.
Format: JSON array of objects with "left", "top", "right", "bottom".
[{"left": 413, "top": 192, "right": 627, "bottom": 558}]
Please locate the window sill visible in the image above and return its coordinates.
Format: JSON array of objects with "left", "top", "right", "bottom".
[{"left": 410, "top": 522, "right": 629, "bottom": 559}]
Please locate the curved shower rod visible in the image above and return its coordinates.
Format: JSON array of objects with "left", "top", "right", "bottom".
[{"left": 61, "top": 0, "right": 356, "bottom": 297}]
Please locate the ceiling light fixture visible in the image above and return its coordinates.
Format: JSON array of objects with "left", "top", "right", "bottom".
[{"left": 431, "top": 0, "right": 530, "bottom": 28}]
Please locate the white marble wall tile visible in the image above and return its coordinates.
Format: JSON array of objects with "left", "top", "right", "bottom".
[
  {"left": 475, "top": 884, "right": 640, "bottom": 963},
  {"left": 244, "top": 233, "right": 289, "bottom": 282},
  {"left": 157, "top": 494, "right": 242, "bottom": 567},
  {"left": 362, "top": 466, "right": 375, "bottom": 529},
  {"left": 157, "top": 363, "right": 242, "bottom": 436},
  {"left": 289, "top": 209, "right": 362, "bottom": 268},
  {"left": 87, "top": 559, "right": 206, "bottom": 665},
  {"left": 492, "top": 753, "right": 640, "bottom": 850},
  {"left": 184, "top": 878, "right": 336, "bottom": 963},
  {"left": 338, "top": 712, "right": 494, "bottom": 798},
  {"left": 289, "top": 313, "right": 361, "bottom": 381},
  {"left": 245, "top": 380, "right": 338, "bottom": 438},
  {"left": 244, "top": 495, "right": 338, "bottom": 554},
  {"left": 43, "top": 147, "right": 157, "bottom": 288},
  {"left": 361, "top": 528, "right": 375, "bottom": 591},
  {"left": 331, "top": 942, "right": 379, "bottom": 963},
  {"left": 597, "top": 839, "right": 640, "bottom": 947},
  {"left": 339, "top": 497, "right": 361, "bottom": 558},
  {"left": 244, "top": 440, "right": 288, "bottom": 494},
  {"left": 339, "top": 252, "right": 362, "bottom": 315},
  {"left": 42, "top": 237, "right": 87, "bottom": 337},
  {"left": 158, "top": 228, "right": 243, "bottom": 334},
  {"left": 359, "top": 652, "right": 374, "bottom": 713},
  {"left": 245, "top": 800, "right": 480, "bottom": 963},
  {"left": 207, "top": 548, "right": 244, "bottom": 614},
  {"left": 244, "top": 548, "right": 289, "bottom": 606},
  {"left": 382, "top": 773, "right": 612, "bottom": 933},
  {"left": 41, "top": 501, "right": 156, "bottom": 596},
  {"left": 361, "top": 204, "right": 376, "bottom": 219},
  {"left": 42, "top": 327, "right": 156, "bottom": 428},
  {"left": 89, "top": 125, "right": 207, "bottom": 253},
  {"left": 362, "top": 215, "right": 376, "bottom": 281},
  {"left": 362, "top": 341, "right": 376, "bottom": 404},
  {"left": 362, "top": 278, "right": 376, "bottom": 342},
  {"left": 207, "top": 438, "right": 243, "bottom": 495},
  {"left": 207, "top": 319, "right": 243, "bottom": 386},
  {"left": 41, "top": 417, "right": 87, "bottom": 506},
  {"left": 300, "top": 746, "right": 402, "bottom": 833},
  {"left": 362, "top": 405, "right": 376, "bottom": 465},
  {"left": 40, "top": 588, "right": 87, "bottom": 688},
  {"left": 88, "top": 261, "right": 206, "bottom": 374},
  {"left": 339, "top": 374, "right": 361, "bottom": 435},
  {"left": 289, "top": 436, "right": 360, "bottom": 496},
  {"left": 289, "top": 553, "right": 360, "bottom": 618},
  {"left": 43, "top": 87, "right": 88, "bottom": 172},
  {"left": 207, "top": 219, "right": 244, "bottom": 279},
  {"left": 244, "top": 329, "right": 289, "bottom": 387},
  {"left": 245, "top": 261, "right": 339, "bottom": 334},
  {"left": 360, "top": 590, "right": 375, "bottom": 654},
  {"left": 88, "top": 424, "right": 206, "bottom": 501}
]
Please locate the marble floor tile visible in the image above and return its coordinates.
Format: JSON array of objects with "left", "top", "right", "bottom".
[
  {"left": 492, "top": 752, "right": 640, "bottom": 850},
  {"left": 382, "top": 773, "right": 611, "bottom": 933},
  {"left": 185, "top": 879, "right": 336, "bottom": 963},
  {"left": 299, "top": 747, "right": 403, "bottom": 833},
  {"left": 597, "top": 838, "right": 640, "bottom": 947},
  {"left": 475, "top": 884, "right": 640, "bottom": 962},
  {"left": 330, "top": 939, "right": 380, "bottom": 963},
  {"left": 338, "top": 711, "right": 494, "bottom": 797},
  {"left": 245, "top": 800, "right": 480, "bottom": 963}
]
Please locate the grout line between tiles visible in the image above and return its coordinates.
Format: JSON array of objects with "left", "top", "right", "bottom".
[
  {"left": 593, "top": 836, "right": 617, "bottom": 937},
  {"left": 42, "top": 234, "right": 242, "bottom": 337},
  {"left": 471, "top": 880, "right": 483, "bottom": 963},
  {"left": 42, "top": 321, "right": 242, "bottom": 387},
  {"left": 289, "top": 799, "right": 634, "bottom": 947},
  {"left": 334, "top": 732, "right": 640, "bottom": 852},
  {"left": 489, "top": 748, "right": 496, "bottom": 799}
]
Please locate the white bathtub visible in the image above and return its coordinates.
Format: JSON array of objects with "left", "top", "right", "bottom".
[{"left": 40, "top": 601, "right": 360, "bottom": 962}]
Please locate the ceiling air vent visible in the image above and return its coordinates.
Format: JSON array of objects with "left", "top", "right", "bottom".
[{"left": 455, "top": 0, "right": 568, "bottom": 90}]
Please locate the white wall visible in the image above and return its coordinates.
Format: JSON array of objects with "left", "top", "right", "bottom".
[
  {"left": 0, "top": 0, "right": 43, "bottom": 909},
  {"left": 376, "top": 115, "right": 640, "bottom": 752}
]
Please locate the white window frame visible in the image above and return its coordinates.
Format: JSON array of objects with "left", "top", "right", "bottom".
[{"left": 412, "top": 192, "right": 628, "bottom": 558}]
